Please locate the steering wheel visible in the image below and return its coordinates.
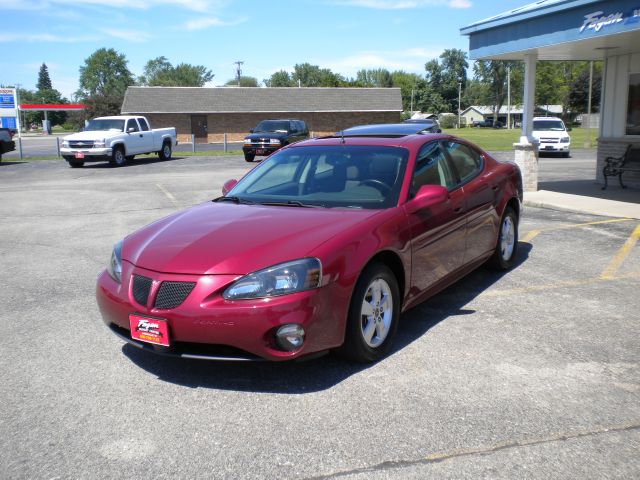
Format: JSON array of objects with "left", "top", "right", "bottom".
[{"left": 359, "top": 179, "right": 391, "bottom": 194}]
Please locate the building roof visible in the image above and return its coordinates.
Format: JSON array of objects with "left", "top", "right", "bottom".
[
  {"left": 121, "top": 87, "right": 402, "bottom": 114},
  {"left": 461, "top": 105, "right": 563, "bottom": 115},
  {"left": 461, "top": 0, "right": 640, "bottom": 61}
]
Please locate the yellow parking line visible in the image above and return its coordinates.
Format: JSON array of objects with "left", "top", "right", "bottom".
[
  {"left": 520, "top": 218, "right": 633, "bottom": 244},
  {"left": 483, "top": 271, "right": 640, "bottom": 298},
  {"left": 520, "top": 230, "right": 540, "bottom": 243},
  {"left": 156, "top": 183, "right": 179, "bottom": 207},
  {"left": 601, "top": 225, "right": 640, "bottom": 279}
]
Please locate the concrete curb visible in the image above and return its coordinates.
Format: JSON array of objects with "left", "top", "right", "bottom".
[{"left": 524, "top": 190, "right": 640, "bottom": 219}]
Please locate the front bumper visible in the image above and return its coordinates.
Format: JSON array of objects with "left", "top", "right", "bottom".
[
  {"left": 61, "top": 147, "right": 112, "bottom": 160},
  {"left": 242, "top": 144, "right": 281, "bottom": 157},
  {"left": 538, "top": 142, "right": 570, "bottom": 152},
  {"left": 96, "top": 263, "right": 346, "bottom": 361}
]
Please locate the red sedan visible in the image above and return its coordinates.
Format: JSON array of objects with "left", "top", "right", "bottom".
[{"left": 96, "top": 128, "right": 522, "bottom": 362}]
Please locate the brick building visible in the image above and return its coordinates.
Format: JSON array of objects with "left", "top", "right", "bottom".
[{"left": 120, "top": 87, "right": 402, "bottom": 144}]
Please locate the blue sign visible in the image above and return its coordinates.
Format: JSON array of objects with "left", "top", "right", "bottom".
[
  {"left": 0, "top": 94, "right": 15, "bottom": 108},
  {"left": 1, "top": 117, "right": 17, "bottom": 129}
]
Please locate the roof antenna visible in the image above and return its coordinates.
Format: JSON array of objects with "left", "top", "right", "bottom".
[{"left": 340, "top": 129, "right": 345, "bottom": 144}]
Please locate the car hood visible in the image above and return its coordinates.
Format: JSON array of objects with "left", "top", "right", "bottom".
[
  {"left": 64, "top": 130, "right": 122, "bottom": 141},
  {"left": 244, "top": 132, "right": 289, "bottom": 141},
  {"left": 123, "top": 202, "right": 380, "bottom": 275}
]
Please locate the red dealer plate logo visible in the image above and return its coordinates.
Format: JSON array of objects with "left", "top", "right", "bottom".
[{"left": 129, "top": 314, "right": 170, "bottom": 347}]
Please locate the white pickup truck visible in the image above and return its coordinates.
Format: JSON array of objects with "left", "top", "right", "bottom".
[{"left": 60, "top": 116, "right": 177, "bottom": 168}]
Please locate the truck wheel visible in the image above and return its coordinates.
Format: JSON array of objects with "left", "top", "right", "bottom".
[
  {"left": 159, "top": 142, "right": 172, "bottom": 160},
  {"left": 244, "top": 153, "right": 255, "bottom": 162},
  {"left": 110, "top": 146, "right": 126, "bottom": 167}
]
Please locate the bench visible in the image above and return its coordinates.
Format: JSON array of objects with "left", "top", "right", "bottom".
[{"left": 602, "top": 144, "right": 640, "bottom": 189}]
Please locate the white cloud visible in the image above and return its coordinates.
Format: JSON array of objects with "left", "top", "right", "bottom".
[
  {"left": 320, "top": 47, "right": 444, "bottom": 76},
  {"left": 101, "top": 28, "right": 152, "bottom": 42},
  {"left": 183, "top": 16, "right": 247, "bottom": 31},
  {"left": 334, "top": 0, "right": 471, "bottom": 9},
  {"left": 0, "top": 33, "right": 98, "bottom": 43},
  {"left": 6, "top": 0, "right": 228, "bottom": 12}
]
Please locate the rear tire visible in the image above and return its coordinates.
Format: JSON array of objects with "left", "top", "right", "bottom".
[
  {"left": 489, "top": 207, "right": 518, "bottom": 270},
  {"left": 159, "top": 142, "right": 172, "bottom": 160},
  {"left": 337, "top": 262, "right": 400, "bottom": 363},
  {"left": 244, "top": 153, "right": 255, "bottom": 162},
  {"left": 110, "top": 146, "right": 126, "bottom": 167}
]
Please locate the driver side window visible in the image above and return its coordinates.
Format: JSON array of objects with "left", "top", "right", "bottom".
[{"left": 411, "top": 142, "right": 456, "bottom": 196}]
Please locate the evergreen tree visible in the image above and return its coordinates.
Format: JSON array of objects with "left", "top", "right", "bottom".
[{"left": 37, "top": 63, "right": 53, "bottom": 91}]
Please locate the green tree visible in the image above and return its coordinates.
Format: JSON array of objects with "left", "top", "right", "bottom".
[
  {"left": 473, "top": 60, "right": 522, "bottom": 120},
  {"left": 390, "top": 71, "right": 424, "bottom": 112},
  {"left": 139, "top": 56, "right": 214, "bottom": 87},
  {"left": 423, "top": 49, "right": 468, "bottom": 113},
  {"left": 37, "top": 63, "right": 53, "bottom": 91},
  {"left": 264, "top": 70, "right": 293, "bottom": 87},
  {"left": 569, "top": 61, "right": 602, "bottom": 115},
  {"left": 224, "top": 76, "right": 259, "bottom": 87},
  {"left": 291, "top": 63, "right": 344, "bottom": 87},
  {"left": 77, "top": 48, "right": 134, "bottom": 117},
  {"left": 355, "top": 69, "right": 393, "bottom": 88}
]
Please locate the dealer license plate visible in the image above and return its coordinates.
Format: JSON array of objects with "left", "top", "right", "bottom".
[
  {"left": 75, "top": 152, "right": 85, "bottom": 159},
  {"left": 256, "top": 149, "right": 265, "bottom": 155},
  {"left": 544, "top": 146, "right": 554, "bottom": 150},
  {"left": 129, "top": 314, "right": 170, "bottom": 346}
]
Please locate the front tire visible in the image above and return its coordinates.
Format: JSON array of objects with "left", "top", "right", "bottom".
[
  {"left": 110, "top": 146, "right": 126, "bottom": 167},
  {"left": 244, "top": 153, "right": 255, "bottom": 162},
  {"left": 159, "top": 142, "right": 172, "bottom": 160},
  {"left": 489, "top": 207, "right": 518, "bottom": 270},
  {"left": 338, "top": 262, "right": 400, "bottom": 362}
]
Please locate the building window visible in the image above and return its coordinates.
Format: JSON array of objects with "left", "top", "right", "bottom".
[{"left": 627, "top": 73, "right": 640, "bottom": 136}]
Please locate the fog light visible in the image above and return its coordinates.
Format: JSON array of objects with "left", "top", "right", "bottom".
[{"left": 275, "top": 324, "right": 305, "bottom": 351}]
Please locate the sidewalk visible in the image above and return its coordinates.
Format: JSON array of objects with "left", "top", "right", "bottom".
[{"left": 524, "top": 182, "right": 640, "bottom": 219}]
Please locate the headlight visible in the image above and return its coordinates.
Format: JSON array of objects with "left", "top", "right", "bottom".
[
  {"left": 561, "top": 136, "right": 570, "bottom": 143},
  {"left": 269, "top": 138, "right": 281, "bottom": 145},
  {"left": 243, "top": 138, "right": 252, "bottom": 145},
  {"left": 62, "top": 140, "right": 69, "bottom": 148},
  {"left": 223, "top": 258, "right": 322, "bottom": 300},
  {"left": 94, "top": 140, "right": 106, "bottom": 148},
  {"left": 107, "top": 240, "right": 123, "bottom": 283}
]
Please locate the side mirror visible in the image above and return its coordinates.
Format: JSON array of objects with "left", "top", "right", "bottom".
[
  {"left": 407, "top": 185, "right": 449, "bottom": 213},
  {"left": 222, "top": 179, "right": 238, "bottom": 196},
  {"left": 127, "top": 127, "right": 136, "bottom": 133},
  {"left": 249, "top": 129, "right": 254, "bottom": 133}
]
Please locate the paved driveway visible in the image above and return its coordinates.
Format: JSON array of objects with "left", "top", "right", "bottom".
[{"left": 1, "top": 155, "right": 638, "bottom": 479}]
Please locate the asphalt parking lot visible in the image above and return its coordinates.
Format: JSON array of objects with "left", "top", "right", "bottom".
[{"left": 1, "top": 154, "right": 639, "bottom": 479}]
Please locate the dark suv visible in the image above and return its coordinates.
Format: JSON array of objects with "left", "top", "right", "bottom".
[
  {"left": 242, "top": 119, "right": 309, "bottom": 162},
  {"left": 0, "top": 128, "right": 16, "bottom": 162}
]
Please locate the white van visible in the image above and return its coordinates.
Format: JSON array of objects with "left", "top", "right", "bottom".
[{"left": 532, "top": 117, "right": 571, "bottom": 157}]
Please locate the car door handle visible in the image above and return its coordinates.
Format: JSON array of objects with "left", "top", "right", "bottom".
[{"left": 454, "top": 206, "right": 463, "bottom": 213}]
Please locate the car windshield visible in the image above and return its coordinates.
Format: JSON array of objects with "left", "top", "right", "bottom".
[
  {"left": 226, "top": 145, "right": 409, "bottom": 209},
  {"left": 85, "top": 119, "right": 125, "bottom": 132},
  {"left": 254, "top": 121, "right": 290, "bottom": 133},
  {"left": 533, "top": 120, "right": 565, "bottom": 131}
]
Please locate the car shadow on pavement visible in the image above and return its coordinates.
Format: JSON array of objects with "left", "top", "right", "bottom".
[
  {"left": 123, "top": 242, "right": 532, "bottom": 394},
  {"left": 80, "top": 156, "right": 184, "bottom": 169},
  {"left": 0, "top": 161, "right": 27, "bottom": 166}
]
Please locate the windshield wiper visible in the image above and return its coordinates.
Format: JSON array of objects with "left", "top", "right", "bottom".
[
  {"left": 213, "top": 196, "right": 255, "bottom": 205},
  {"left": 260, "top": 200, "right": 325, "bottom": 208}
]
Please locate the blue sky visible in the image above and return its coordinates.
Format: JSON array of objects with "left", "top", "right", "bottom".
[{"left": 2, "top": 0, "right": 529, "bottom": 99}]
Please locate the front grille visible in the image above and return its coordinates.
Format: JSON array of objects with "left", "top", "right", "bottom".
[
  {"left": 68, "top": 140, "right": 95, "bottom": 148},
  {"left": 154, "top": 281, "right": 196, "bottom": 309},
  {"left": 132, "top": 275, "right": 153, "bottom": 306},
  {"left": 540, "top": 137, "right": 559, "bottom": 143}
]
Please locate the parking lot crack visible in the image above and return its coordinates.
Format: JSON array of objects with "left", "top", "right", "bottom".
[{"left": 305, "top": 422, "right": 640, "bottom": 480}]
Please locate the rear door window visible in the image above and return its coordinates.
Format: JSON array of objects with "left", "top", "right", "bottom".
[{"left": 444, "top": 141, "right": 483, "bottom": 183}]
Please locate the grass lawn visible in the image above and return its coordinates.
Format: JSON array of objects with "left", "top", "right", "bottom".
[{"left": 442, "top": 127, "right": 598, "bottom": 151}]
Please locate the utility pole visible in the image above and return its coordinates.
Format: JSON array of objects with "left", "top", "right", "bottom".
[
  {"left": 507, "top": 66, "right": 511, "bottom": 129},
  {"left": 410, "top": 87, "right": 415, "bottom": 115},
  {"left": 458, "top": 82, "right": 462, "bottom": 129},
  {"left": 585, "top": 60, "right": 594, "bottom": 148},
  {"left": 234, "top": 61, "right": 244, "bottom": 87},
  {"left": 15, "top": 83, "right": 22, "bottom": 139}
]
